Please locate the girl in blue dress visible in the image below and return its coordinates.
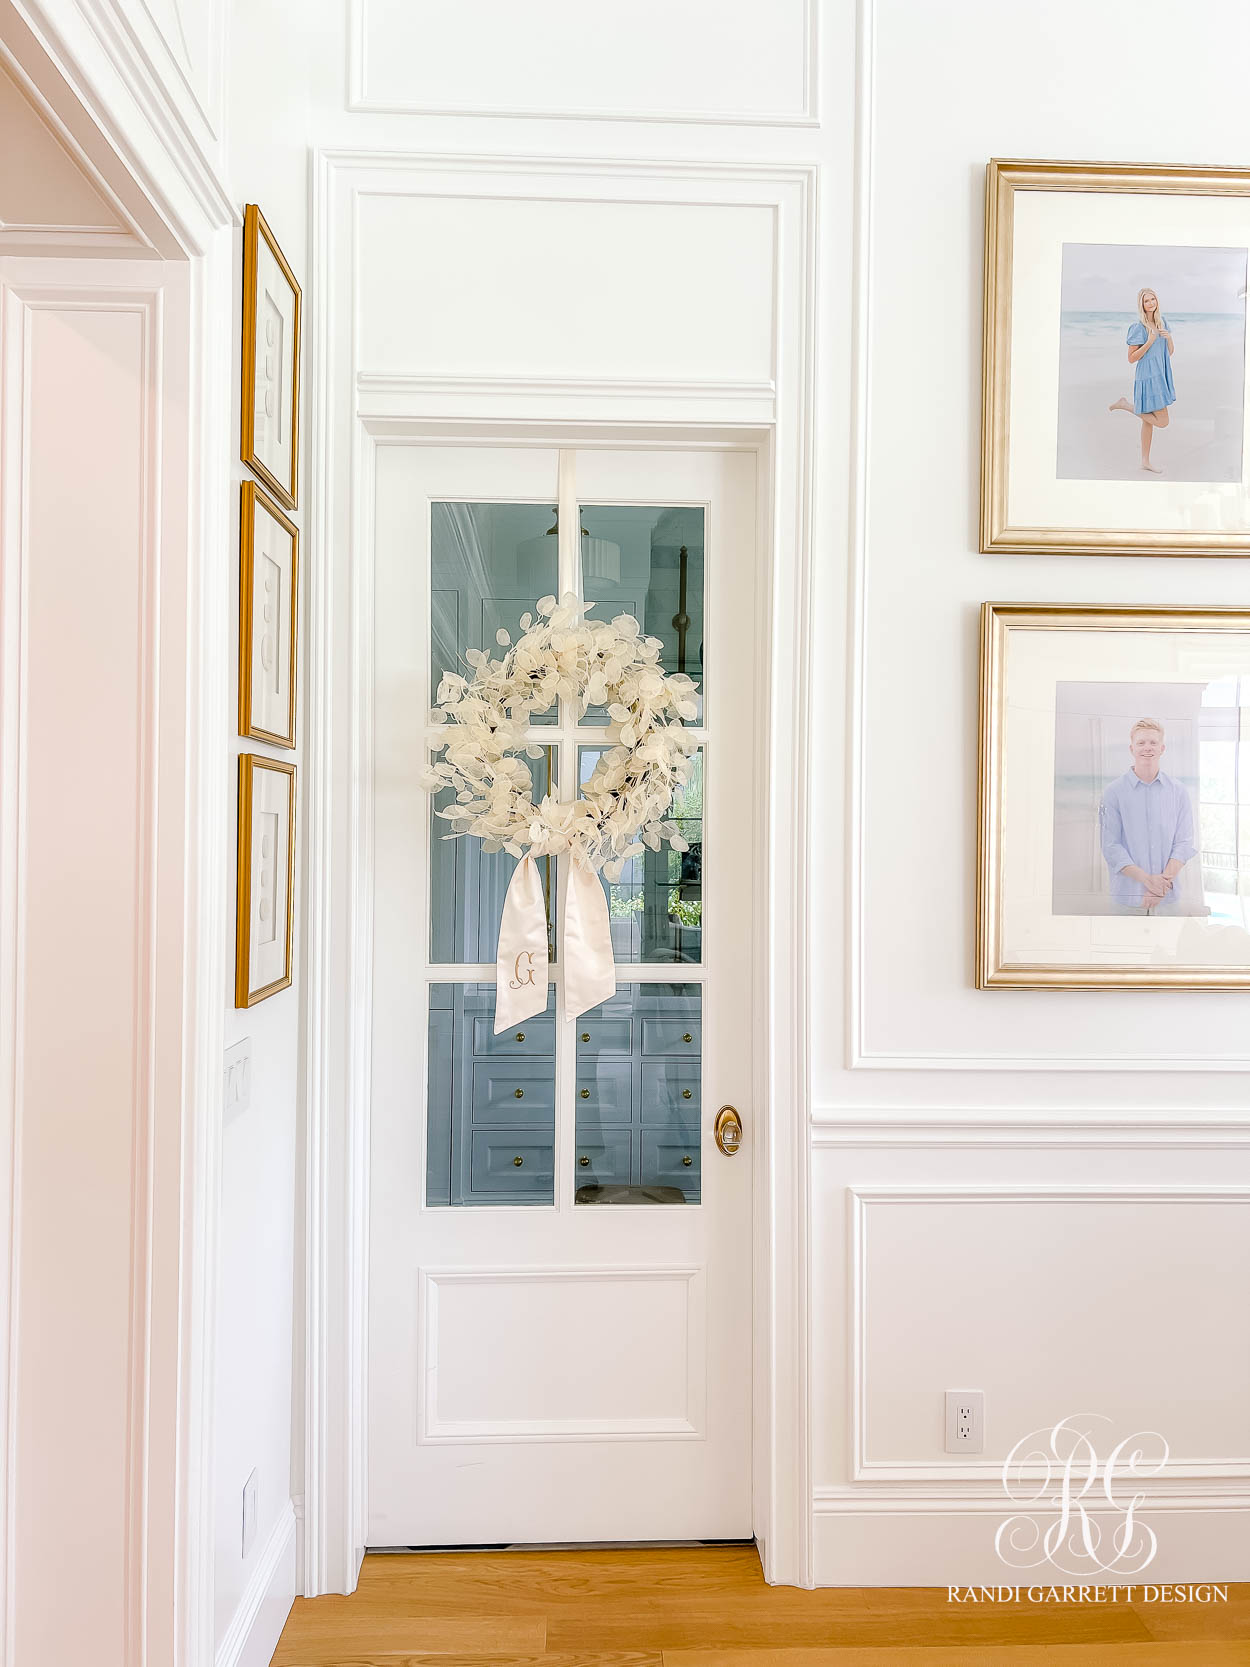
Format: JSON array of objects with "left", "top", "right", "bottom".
[{"left": 1108, "top": 287, "right": 1175, "bottom": 473}]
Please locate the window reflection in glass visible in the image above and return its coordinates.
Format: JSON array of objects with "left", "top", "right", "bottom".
[
  {"left": 431, "top": 501, "right": 558, "bottom": 723},
  {"left": 579, "top": 505, "right": 704, "bottom": 725},
  {"left": 578, "top": 747, "right": 702, "bottom": 964},
  {"left": 574, "top": 983, "right": 700, "bottom": 1206}
]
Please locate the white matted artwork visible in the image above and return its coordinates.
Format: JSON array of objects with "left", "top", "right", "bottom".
[
  {"left": 241, "top": 202, "right": 301, "bottom": 510},
  {"left": 982, "top": 159, "right": 1250, "bottom": 556},
  {"left": 235, "top": 754, "right": 296, "bottom": 1007},
  {"left": 978, "top": 604, "right": 1250, "bottom": 989},
  {"left": 239, "top": 480, "right": 298, "bottom": 747}
]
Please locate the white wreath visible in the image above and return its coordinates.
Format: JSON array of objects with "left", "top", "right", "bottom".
[{"left": 422, "top": 592, "right": 699, "bottom": 881}]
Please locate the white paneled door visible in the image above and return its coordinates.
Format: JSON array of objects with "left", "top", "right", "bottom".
[{"left": 368, "top": 444, "right": 757, "bottom": 1544}]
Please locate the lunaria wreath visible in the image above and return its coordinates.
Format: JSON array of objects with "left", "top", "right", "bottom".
[{"left": 420, "top": 592, "right": 699, "bottom": 1027}]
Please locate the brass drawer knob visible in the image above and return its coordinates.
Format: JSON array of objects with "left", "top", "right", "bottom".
[
  {"left": 580, "top": 1087, "right": 590, "bottom": 1099},
  {"left": 513, "top": 1155, "right": 524, "bottom": 1167},
  {"left": 682, "top": 1088, "right": 692, "bottom": 1099},
  {"left": 515, "top": 1031, "right": 526, "bottom": 1042},
  {"left": 682, "top": 1154, "right": 693, "bottom": 1166},
  {"left": 683, "top": 1032, "right": 693, "bottom": 1043},
  {"left": 581, "top": 1032, "right": 590, "bottom": 1042},
  {"left": 514, "top": 1088, "right": 524, "bottom": 1099},
  {"left": 579, "top": 1155, "right": 590, "bottom": 1167}
]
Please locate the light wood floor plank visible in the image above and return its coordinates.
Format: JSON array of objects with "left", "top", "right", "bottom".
[{"left": 269, "top": 1547, "right": 1250, "bottom": 1665}]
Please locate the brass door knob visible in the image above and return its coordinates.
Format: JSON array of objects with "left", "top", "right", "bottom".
[
  {"left": 514, "top": 1088, "right": 524, "bottom": 1099},
  {"left": 682, "top": 1154, "right": 693, "bottom": 1167},
  {"left": 714, "top": 1104, "right": 743, "bottom": 1157},
  {"left": 683, "top": 1033, "right": 693, "bottom": 1043},
  {"left": 579, "top": 1155, "right": 590, "bottom": 1167},
  {"left": 580, "top": 1088, "right": 590, "bottom": 1099},
  {"left": 581, "top": 1032, "right": 590, "bottom": 1042},
  {"left": 513, "top": 1155, "right": 524, "bottom": 1167},
  {"left": 682, "top": 1088, "right": 692, "bottom": 1099},
  {"left": 515, "top": 1032, "right": 525, "bottom": 1042}
]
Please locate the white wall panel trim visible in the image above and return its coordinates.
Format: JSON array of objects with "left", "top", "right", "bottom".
[
  {"left": 814, "top": 1482, "right": 1250, "bottom": 1511},
  {"left": 345, "top": 0, "right": 819, "bottom": 127},
  {"left": 849, "top": 1185, "right": 1250, "bottom": 1485},
  {"left": 355, "top": 373, "right": 778, "bottom": 429},
  {"left": 813, "top": 1118, "right": 1250, "bottom": 1146}
]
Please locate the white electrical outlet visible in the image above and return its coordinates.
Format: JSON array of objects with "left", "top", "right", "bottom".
[
  {"left": 242, "top": 1469, "right": 258, "bottom": 1557},
  {"left": 224, "top": 1039, "right": 252, "bottom": 1121},
  {"left": 945, "top": 1389, "right": 984, "bottom": 1454}
]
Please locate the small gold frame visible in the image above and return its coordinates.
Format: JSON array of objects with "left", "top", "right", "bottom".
[
  {"left": 981, "top": 157, "right": 1250, "bottom": 557},
  {"left": 235, "top": 754, "right": 297, "bottom": 1007},
  {"left": 239, "top": 480, "right": 299, "bottom": 747},
  {"left": 241, "top": 202, "right": 301, "bottom": 510},
  {"left": 977, "top": 601, "right": 1250, "bottom": 990}
]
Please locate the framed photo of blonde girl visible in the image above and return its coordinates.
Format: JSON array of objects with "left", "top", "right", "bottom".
[{"left": 982, "top": 159, "right": 1250, "bottom": 557}]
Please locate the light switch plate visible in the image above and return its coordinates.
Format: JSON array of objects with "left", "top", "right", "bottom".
[{"left": 224, "top": 1039, "right": 251, "bottom": 1121}]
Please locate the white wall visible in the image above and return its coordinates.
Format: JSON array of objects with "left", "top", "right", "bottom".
[{"left": 230, "top": 0, "right": 1250, "bottom": 1592}]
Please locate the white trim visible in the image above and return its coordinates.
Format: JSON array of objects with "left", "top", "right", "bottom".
[
  {"left": 214, "top": 1501, "right": 297, "bottom": 1667},
  {"left": 812, "top": 1116, "right": 1250, "bottom": 1146},
  {"left": 848, "top": 1184, "right": 1250, "bottom": 1486},
  {"left": 345, "top": 0, "right": 819, "bottom": 128},
  {"left": 303, "top": 147, "right": 817, "bottom": 1594},
  {"left": 814, "top": 1482, "right": 1250, "bottom": 1512},
  {"left": 356, "top": 374, "right": 778, "bottom": 428}
]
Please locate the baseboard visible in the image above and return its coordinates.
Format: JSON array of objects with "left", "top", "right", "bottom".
[
  {"left": 812, "top": 1495, "right": 1250, "bottom": 1586},
  {"left": 216, "top": 1499, "right": 297, "bottom": 1667}
]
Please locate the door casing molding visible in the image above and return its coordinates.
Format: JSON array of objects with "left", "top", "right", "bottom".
[{"left": 302, "top": 148, "right": 817, "bottom": 1591}]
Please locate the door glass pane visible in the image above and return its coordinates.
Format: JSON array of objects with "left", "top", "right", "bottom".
[
  {"left": 431, "top": 749, "right": 557, "bottom": 963},
  {"left": 578, "top": 506, "right": 704, "bottom": 725},
  {"left": 578, "top": 746, "right": 703, "bottom": 964},
  {"left": 427, "top": 982, "right": 556, "bottom": 1207},
  {"left": 431, "top": 501, "right": 558, "bottom": 724},
  {"left": 574, "top": 984, "right": 700, "bottom": 1206}
]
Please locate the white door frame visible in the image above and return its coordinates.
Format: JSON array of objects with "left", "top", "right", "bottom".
[{"left": 301, "top": 147, "right": 816, "bottom": 1592}]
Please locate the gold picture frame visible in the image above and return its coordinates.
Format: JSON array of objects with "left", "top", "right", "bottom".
[
  {"left": 977, "top": 601, "right": 1250, "bottom": 990},
  {"left": 981, "top": 158, "right": 1250, "bottom": 557},
  {"left": 241, "top": 202, "right": 301, "bottom": 510},
  {"left": 235, "top": 754, "right": 296, "bottom": 1007},
  {"left": 239, "top": 480, "right": 299, "bottom": 748}
]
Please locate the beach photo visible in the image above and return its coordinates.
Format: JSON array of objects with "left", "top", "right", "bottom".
[
  {"left": 1052, "top": 678, "right": 1250, "bottom": 926},
  {"left": 1056, "top": 241, "right": 1248, "bottom": 483}
]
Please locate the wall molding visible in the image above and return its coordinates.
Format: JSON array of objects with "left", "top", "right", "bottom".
[
  {"left": 214, "top": 1501, "right": 297, "bottom": 1667},
  {"left": 355, "top": 373, "right": 778, "bottom": 428},
  {"left": 304, "top": 145, "right": 818, "bottom": 1592},
  {"left": 345, "top": 0, "right": 819, "bottom": 127},
  {"left": 813, "top": 1116, "right": 1250, "bottom": 1147},
  {"left": 849, "top": 1184, "right": 1250, "bottom": 1486}
]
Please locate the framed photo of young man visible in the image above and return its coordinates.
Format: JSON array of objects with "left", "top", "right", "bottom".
[
  {"left": 981, "top": 159, "right": 1250, "bottom": 557},
  {"left": 977, "top": 603, "right": 1250, "bottom": 989}
]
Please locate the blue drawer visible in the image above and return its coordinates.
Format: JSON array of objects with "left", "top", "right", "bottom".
[
  {"left": 574, "top": 1019, "right": 633, "bottom": 1057},
  {"left": 574, "top": 1128, "right": 633, "bottom": 1186},
  {"left": 642, "top": 1132, "right": 701, "bottom": 1199},
  {"left": 473, "top": 1018, "right": 555, "bottom": 1058},
  {"left": 471, "top": 1061, "right": 556, "bottom": 1125},
  {"left": 576, "top": 1062, "right": 633, "bottom": 1124},
  {"left": 641, "top": 1059, "right": 701, "bottom": 1124},
  {"left": 641, "top": 1019, "right": 702, "bottom": 1057},
  {"left": 470, "top": 1130, "right": 554, "bottom": 1198}
]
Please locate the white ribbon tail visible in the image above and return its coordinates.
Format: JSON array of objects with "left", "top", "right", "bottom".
[
  {"left": 494, "top": 855, "right": 550, "bottom": 1032},
  {"left": 563, "top": 856, "right": 616, "bottom": 1021}
]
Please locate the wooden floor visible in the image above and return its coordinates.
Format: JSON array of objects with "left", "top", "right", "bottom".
[{"left": 270, "top": 1544, "right": 1250, "bottom": 1665}]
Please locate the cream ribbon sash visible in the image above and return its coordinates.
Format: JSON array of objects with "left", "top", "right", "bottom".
[
  {"left": 494, "top": 852, "right": 616, "bottom": 1030},
  {"left": 493, "top": 855, "right": 550, "bottom": 1032}
]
